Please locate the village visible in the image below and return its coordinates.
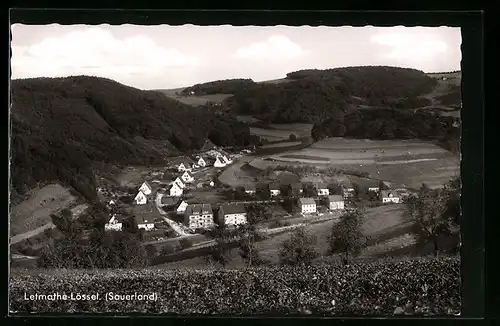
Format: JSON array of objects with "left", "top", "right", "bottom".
[{"left": 98, "top": 139, "right": 410, "bottom": 254}]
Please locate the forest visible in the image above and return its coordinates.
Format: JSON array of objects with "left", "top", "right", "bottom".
[
  {"left": 10, "top": 76, "right": 258, "bottom": 201},
  {"left": 182, "top": 66, "right": 440, "bottom": 124}
]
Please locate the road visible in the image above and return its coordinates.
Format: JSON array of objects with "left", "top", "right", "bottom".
[
  {"left": 10, "top": 204, "right": 89, "bottom": 246},
  {"left": 155, "top": 193, "right": 191, "bottom": 237}
]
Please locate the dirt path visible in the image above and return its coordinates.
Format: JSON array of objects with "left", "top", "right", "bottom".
[
  {"left": 10, "top": 223, "right": 56, "bottom": 245},
  {"left": 154, "top": 193, "right": 191, "bottom": 236}
]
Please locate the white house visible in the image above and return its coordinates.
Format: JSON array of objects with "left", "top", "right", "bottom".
[
  {"left": 184, "top": 204, "right": 214, "bottom": 230},
  {"left": 172, "top": 177, "right": 185, "bottom": 189},
  {"left": 169, "top": 183, "right": 183, "bottom": 197},
  {"left": 299, "top": 197, "right": 317, "bottom": 214},
  {"left": 209, "top": 180, "right": 215, "bottom": 187},
  {"left": 176, "top": 200, "right": 189, "bottom": 214},
  {"left": 222, "top": 155, "right": 232, "bottom": 164},
  {"left": 327, "top": 195, "right": 344, "bottom": 210},
  {"left": 380, "top": 190, "right": 400, "bottom": 204},
  {"left": 316, "top": 183, "right": 330, "bottom": 196},
  {"left": 244, "top": 184, "right": 256, "bottom": 195},
  {"left": 134, "top": 190, "right": 148, "bottom": 205},
  {"left": 214, "top": 156, "right": 227, "bottom": 168},
  {"left": 270, "top": 184, "right": 281, "bottom": 197},
  {"left": 139, "top": 181, "right": 153, "bottom": 196},
  {"left": 104, "top": 215, "right": 122, "bottom": 231},
  {"left": 108, "top": 200, "right": 116, "bottom": 206},
  {"left": 218, "top": 203, "right": 247, "bottom": 227},
  {"left": 195, "top": 156, "right": 207, "bottom": 167},
  {"left": 181, "top": 171, "right": 195, "bottom": 183},
  {"left": 135, "top": 215, "right": 155, "bottom": 231}
]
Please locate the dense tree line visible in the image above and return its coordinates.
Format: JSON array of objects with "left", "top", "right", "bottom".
[
  {"left": 311, "top": 108, "right": 460, "bottom": 153},
  {"left": 10, "top": 76, "right": 258, "bottom": 201}
]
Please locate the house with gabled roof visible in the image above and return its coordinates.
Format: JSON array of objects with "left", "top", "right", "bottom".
[
  {"left": 315, "top": 183, "right": 330, "bottom": 196},
  {"left": 222, "top": 154, "right": 232, "bottom": 164},
  {"left": 139, "top": 181, "right": 153, "bottom": 196},
  {"left": 244, "top": 184, "right": 256, "bottom": 195},
  {"left": 269, "top": 183, "right": 281, "bottom": 197},
  {"left": 289, "top": 183, "right": 303, "bottom": 195},
  {"left": 214, "top": 156, "right": 227, "bottom": 168},
  {"left": 171, "top": 176, "right": 185, "bottom": 189},
  {"left": 168, "top": 182, "right": 183, "bottom": 197},
  {"left": 299, "top": 197, "right": 316, "bottom": 214},
  {"left": 104, "top": 214, "right": 123, "bottom": 231},
  {"left": 134, "top": 190, "right": 148, "bottom": 205},
  {"left": 327, "top": 195, "right": 344, "bottom": 210},
  {"left": 195, "top": 156, "right": 207, "bottom": 167},
  {"left": 380, "top": 190, "right": 400, "bottom": 204},
  {"left": 181, "top": 171, "right": 194, "bottom": 183},
  {"left": 176, "top": 200, "right": 189, "bottom": 214},
  {"left": 218, "top": 203, "right": 247, "bottom": 227},
  {"left": 342, "top": 180, "right": 355, "bottom": 198},
  {"left": 135, "top": 215, "right": 155, "bottom": 231},
  {"left": 184, "top": 203, "right": 214, "bottom": 230}
]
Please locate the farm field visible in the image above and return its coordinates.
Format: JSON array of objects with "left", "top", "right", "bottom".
[
  {"left": 156, "top": 88, "right": 232, "bottom": 106},
  {"left": 264, "top": 137, "right": 459, "bottom": 189},
  {"left": 158, "top": 204, "right": 411, "bottom": 269},
  {"left": 10, "top": 183, "right": 77, "bottom": 236},
  {"left": 115, "top": 166, "right": 152, "bottom": 187},
  {"left": 236, "top": 115, "right": 262, "bottom": 123},
  {"left": 261, "top": 141, "right": 302, "bottom": 149},
  {"left": 249, "top": 123, "right": 313, "bottom": 141}
]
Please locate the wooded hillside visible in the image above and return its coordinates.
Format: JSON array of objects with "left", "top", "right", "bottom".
[{"left": 10, "top": 76, "right": 257, "bottom": 201}]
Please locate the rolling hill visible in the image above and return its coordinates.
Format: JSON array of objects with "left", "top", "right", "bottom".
[{"left": 9, "top": 76, "right": 258, "bottom": 202}]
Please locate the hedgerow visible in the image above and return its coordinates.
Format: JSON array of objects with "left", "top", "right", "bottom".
[{"left": 10, "top": 256, "right": 459, "bottom": 316}]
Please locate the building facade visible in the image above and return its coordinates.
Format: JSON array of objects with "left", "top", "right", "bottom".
[
  {"left": 218, "top": 203, "right": 247, "bottom": 226},
  {"left": 327, "top": 195, "right": 344, "bottom": 210},
  {"left": 134, "top": 190, "right": 148, "bottom": 205},
  {"left": 299, "top": 197, "right": 317, "bottom": 214},
  {"left": 184, "top": 204, "right": 214, "bottom": 230}
]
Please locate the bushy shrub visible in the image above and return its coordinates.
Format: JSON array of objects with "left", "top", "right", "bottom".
[{"left": 10, "top": 257, "right": 460, "bottom": 315}]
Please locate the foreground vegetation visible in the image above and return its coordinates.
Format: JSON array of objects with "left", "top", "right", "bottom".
[{"left": 10, "top": 256, "right": 460, "bottom": 315}]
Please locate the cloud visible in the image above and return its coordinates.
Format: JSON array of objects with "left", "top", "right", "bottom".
[
  {"left": 370, "top": 32, "right": 448, "bottom": 62},
  {"left": 236, "top": 35, "right": 306, "bottom": 60},
  {"left": 11, "top": 27, "right": 198, "bottom": 81}
]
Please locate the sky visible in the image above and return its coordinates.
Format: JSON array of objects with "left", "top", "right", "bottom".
[{"left": 10, "top": 24, "right": 461, "bottom": 90}]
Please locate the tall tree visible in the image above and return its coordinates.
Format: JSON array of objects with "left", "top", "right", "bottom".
[
  {"left": 279, "top": 227, "right": 319, "bottom": 266},
  {"left": 237, "top": 224, "right": 266, "bottom": 268},
  {"left": 327, "top": 209, "right": 366, "bottom": 265},
  {"left": 404, "top": 183, "right": 454, "bottom": 256}
]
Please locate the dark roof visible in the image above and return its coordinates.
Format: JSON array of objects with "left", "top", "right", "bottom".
[
  {"left": 244, "top": 184, "right": 256, "bottom": 191},
  {"left": 380, "top": 190, "right": 399, "bottom": 198},
  {"left": 220, "top": 203, "right": 246, "bottom": 215},
  {"left": 161, "top": 196, "right": 180, "bottom": 206},
  {"left": 290, "top": 183, "right": 303, "bottom": 190},
  {"left": 269, "top": 183, "right": 281, "bottom": 190},
  {"left": 315, "top": 182, "right": 328, "bottom": 189},
  {"left": 170, "top": 156, "right": 194, "bottom": 166},
  {"left": 185, "top": 203, "right": 213, "bottom": 215},
  {"left": 327, "top": 195, "right": 344, "bottom": 202},
  {"left": 299, "top": 197, "right": 316, "bottom": 205},
  {"left": 201, "top": 139, "right": 216, "bottom": 151}
]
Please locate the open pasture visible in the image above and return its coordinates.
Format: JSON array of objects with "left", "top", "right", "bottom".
[
  {"left": 236, "top": 115, "right": 262, "bottom": 123},
  {"left": 10, "top": 183, "right": 77, "bottom": 236},
  {"left": 158, "top": 203, "right": 413, "bottom": 269},
  {"left": 156, "top": 88, "right": 233, "bottom": 106},
  {"left": 250, "top": 122, "right": 313, "bottom": 141},
  {"left": 261, "top": 141, "right": 302, "bottom": 149}
]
